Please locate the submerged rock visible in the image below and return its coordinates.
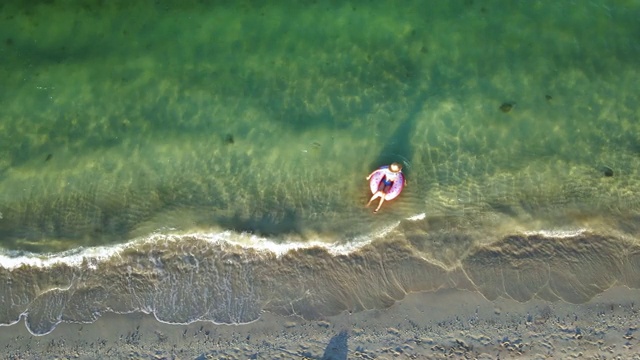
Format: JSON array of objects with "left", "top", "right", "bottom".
[{"left": 499, "top": 102, "right": 514, "bottom": 113}]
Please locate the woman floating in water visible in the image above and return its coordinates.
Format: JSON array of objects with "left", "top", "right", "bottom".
[{"left": 366, "top": 162, "right": 406, "bottom": 213}]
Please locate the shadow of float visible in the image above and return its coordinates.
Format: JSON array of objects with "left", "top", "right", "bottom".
[{"left": 369, "top": 90, "right": 430, "bottom": 180}]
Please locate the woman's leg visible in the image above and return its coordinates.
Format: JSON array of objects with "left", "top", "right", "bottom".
[
  {"left": 367, "top": 180, "right": 388, "bottom": 207},
  {"left": 373, "top": 184, "right": 392, "bottom": 212},
  {"left": 374, "top": 196, "right": 385, "bottom": 212},
  {"left": 366, "top": 191, "right": 384, "bottom": 206}
]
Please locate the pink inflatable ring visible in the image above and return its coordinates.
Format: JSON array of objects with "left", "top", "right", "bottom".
[{"left": 369, "top": 166, "right": 405, "bottom": 201}]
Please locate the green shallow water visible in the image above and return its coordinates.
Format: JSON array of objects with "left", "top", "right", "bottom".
[{"left": 1, "top": 0, "right": 640, "bottom": 252}]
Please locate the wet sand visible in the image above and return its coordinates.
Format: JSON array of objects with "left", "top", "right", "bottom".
[
  {"left": 2, "top": 229, "right": 639, "bottom": 338},
  {"left": 2, "top": 286, "right": 638, "bottom": 359}
]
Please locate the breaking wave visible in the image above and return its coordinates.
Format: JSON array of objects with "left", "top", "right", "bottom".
[{"left": 1, "top": 215, "right": 639, "bottom": 335}]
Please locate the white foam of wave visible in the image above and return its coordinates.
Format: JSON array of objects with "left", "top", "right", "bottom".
[
  {"left": 167, "top": 219, "right": 401, "bottom": 257},
  {"left": 523, "top": 228, "right": 587, "bottom": 239},
  {"left": 0, "top": 243, "right": 129, "bottom": 270},
  {"left": 0, "top": 221, "right": 403, "bottom": 269},
  {"left": 406, "top": 213, "right": 426, "bottom": 221},
  {"left": 224, "top": 233, "right": 363, "bottom": 257},
  {"left": 223, "top": 221, "right": 401, "bottom": 257}
]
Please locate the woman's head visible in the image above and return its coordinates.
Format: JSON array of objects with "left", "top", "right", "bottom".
[{"left": 390, "top": 162, "right": 402, "bottom": 172}]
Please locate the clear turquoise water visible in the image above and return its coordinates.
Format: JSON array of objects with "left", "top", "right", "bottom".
[{"left": 1, "top": 0, "right": 640, "bottom": 335}]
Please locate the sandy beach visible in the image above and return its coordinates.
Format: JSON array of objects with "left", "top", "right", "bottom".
[{"left": 2, "top": 286, "right": 639, "bottom": 359}]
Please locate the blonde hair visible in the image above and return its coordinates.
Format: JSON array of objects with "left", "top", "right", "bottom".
[{"left": 390, "top": 162, "right": 402, "bottom": 172}]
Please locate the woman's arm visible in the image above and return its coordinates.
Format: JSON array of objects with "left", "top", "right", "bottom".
[{"left": 366, "top": 169, "right": 381, "bottom": 180}]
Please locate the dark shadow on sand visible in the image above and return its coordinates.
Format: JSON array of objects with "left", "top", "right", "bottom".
[{"left": 321, "top": 330, "right": 349, "bottom": 360}]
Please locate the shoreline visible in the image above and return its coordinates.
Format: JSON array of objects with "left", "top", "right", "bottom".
[
  {"left": 2, "top": 286, "right": 638, "bottom": 359},
  {"left": 2, "top": 229, "right": 639, "bottom": 338}
]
